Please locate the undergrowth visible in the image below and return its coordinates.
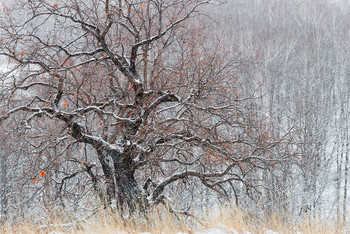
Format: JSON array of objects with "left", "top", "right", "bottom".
[{"left": 0, "top": 203, "right": 342, "bottom": 233}]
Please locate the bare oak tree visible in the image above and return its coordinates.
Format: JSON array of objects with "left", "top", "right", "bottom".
[{"left": 0, "top": 0, "right": 292, "bottom": 213}]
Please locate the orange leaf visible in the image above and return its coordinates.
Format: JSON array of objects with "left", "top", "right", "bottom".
[
  {"left": 63, "top": 101, "right": 68, "bottom": 107},
  {"left": 46, "top": 103, "right": 50, "bottom": 106},
  {"left": 79, "top": 146, "right": 82, "bottom": 149},
  {"left": 115, "top": 40, "right": 118, "bottom": 43},
  {"left": 33, "top": 178, "right": 37, "bottom": 183},
  {"left": 39, "top": 170, "right": 46, "bottom": 177},
  {"left": 100, "top": 122, "right": 103, "bottom": 125},
  {"left": 141, "top": 4, "right": 145, "bottom": 7},
  {"left": 79, "top": 159, "right": 82, "bottom": 162},
  {"left": 53, "top": 3, "right": 58, "bottom": 8},
  {"left": 74, "top": 93, "right": 77, "bottom": 98},
  {"left": 78, "top": 67, "right": 81, "bottom": 71},
  {"left": 20, "top": 51, "right": 24, "bottom": 56}
]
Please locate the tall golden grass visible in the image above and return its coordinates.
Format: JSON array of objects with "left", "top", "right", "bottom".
[{"left": 0, "top": 203, "right": 342, "bottom": 233}]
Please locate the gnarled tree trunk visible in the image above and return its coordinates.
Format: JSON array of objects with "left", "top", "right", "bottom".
[{"left": 96, "top": 147, "right": 148, "bottom": 212}]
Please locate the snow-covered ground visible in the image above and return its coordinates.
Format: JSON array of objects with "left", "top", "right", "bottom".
[{"left": 111, "top": 227, "right": 283, "bottom": 234}]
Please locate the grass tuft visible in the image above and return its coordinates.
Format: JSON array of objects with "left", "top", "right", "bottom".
[{"left": 0, "top": 203, "right": 342, "bottom": 233}]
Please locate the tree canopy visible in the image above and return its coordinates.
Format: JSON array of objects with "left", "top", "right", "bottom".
[{"left": 0, "top": 0, "right": 295, "bottom": 215}]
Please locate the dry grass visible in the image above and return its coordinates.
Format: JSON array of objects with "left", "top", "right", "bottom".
[
  {"left": 0, "top": 204, "right": 342, "bottom": 233},
  {"left": 201, "top": 204, "right": 340, "bottom": 234}
]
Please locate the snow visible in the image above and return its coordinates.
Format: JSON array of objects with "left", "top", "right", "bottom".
[
  {"left": 45, "top": 226, "right": 283, "bottom": 234},
  {"left": 196, "top": 229, "right": 238, "bottom": 234},
  {"left": 177, "top": 227, "right": 281, "bottom": 234},
  {"left": 264, "top": 231, "right": 280, "bottom": 234},
  {"left": 195, "top": 225, "right": 239, "bottom": 234}
]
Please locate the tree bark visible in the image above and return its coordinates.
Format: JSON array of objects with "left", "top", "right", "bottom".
[
  {"left": 96, "top": 147, "right": 148, "bottom": 212},
  {"left": 96, "top": 148, "right": 116, "bottom": 206}
]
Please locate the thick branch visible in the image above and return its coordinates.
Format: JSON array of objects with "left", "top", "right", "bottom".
[{"left": 151, "top": 163, "right": 236, "bottom": 201}]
